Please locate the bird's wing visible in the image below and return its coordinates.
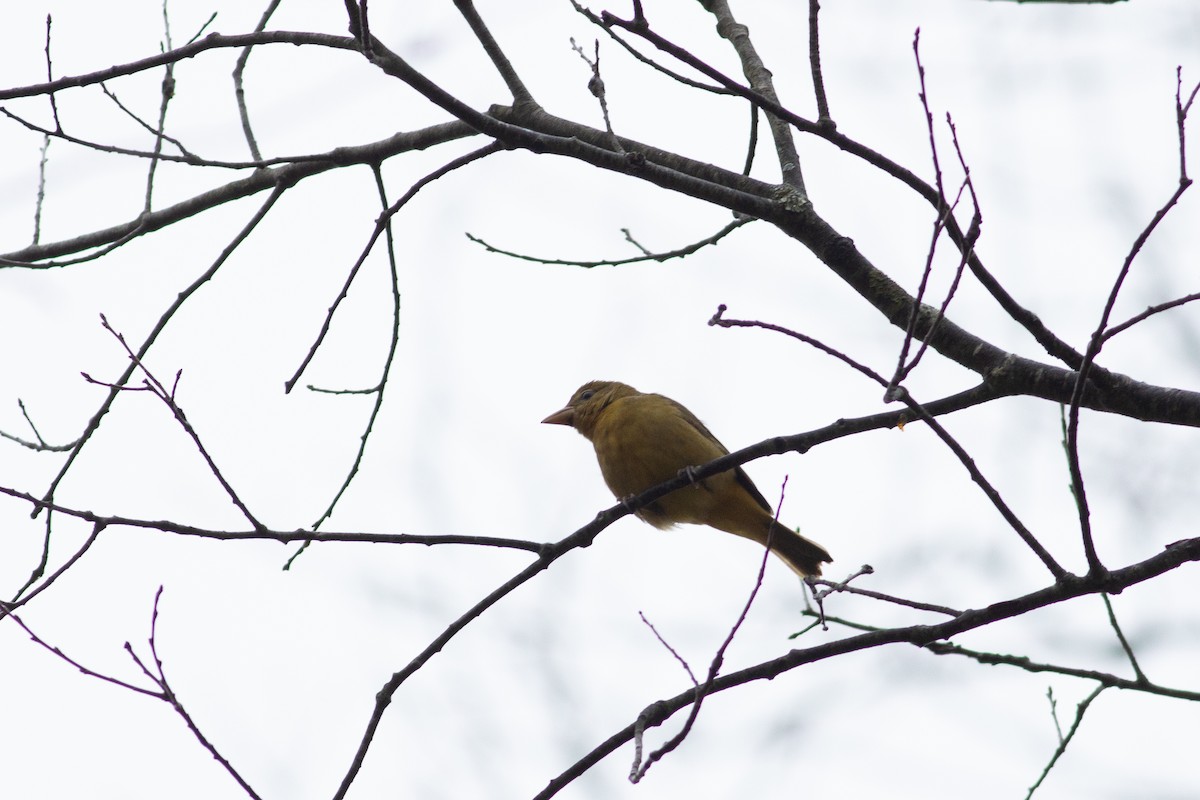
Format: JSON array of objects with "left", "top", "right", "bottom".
[{"left": 664, "top": 395, "right": 775, "bottom": 514}]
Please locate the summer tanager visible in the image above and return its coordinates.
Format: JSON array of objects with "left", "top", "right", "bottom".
[{"left": 542, "top": 380, "right": 832, "bottom": 577}]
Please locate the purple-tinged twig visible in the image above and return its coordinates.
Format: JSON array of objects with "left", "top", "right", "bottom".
[
  {"left": 889, "top": 34, "right": 981, "bottom": 395},
  {"left": 0, "top": 399, "right": 77, "bottom": 452},
  {"left": 711, "top": 305, "right": 1066, "bottom": 579},
  {"left": 630, "top": 477, "right": 785, "bottom": 783},
  {"left": 1064, "top": 69, "right": 1198, "bottom": 576},
  {"left": 83, "top": 314, "right": 265, "bottom": 531},
  {"left": 33, "top": 186, "right": 287, "bottom": 519},
  {"left": 537, "top": 540, "right": 1200, "bottom": 800},
  {"left": 6, "top": 521, "right": 104, "bottom": 611},
  {"left": 124, "top": 588, "right": 264, "bottom": 800},
  {"left": 811, "top": 567, "right": 962, "bottom": 617},
  {"left": 1103, "top": 291, "right": 1200, "bottom": 341},
  {"left": 570, "top": 1, "right": 734, "bottom": 96}
]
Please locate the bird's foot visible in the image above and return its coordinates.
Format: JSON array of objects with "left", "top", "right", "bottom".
[{"left": 677, "top": 465, "right": 700, "bottom": 485}]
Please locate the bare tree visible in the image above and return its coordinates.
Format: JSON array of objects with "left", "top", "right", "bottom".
[{"left": 1, "top": 2, "right": 1198, "bottom": 798}]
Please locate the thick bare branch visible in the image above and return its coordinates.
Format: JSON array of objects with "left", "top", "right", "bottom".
[
  {"left": 0, "top": 31, "right": 358, "bottom": 101},
  {"left": 701, "top": 0, "right": 806, "bottom": 193},
  {"left": 536, "top": 539, "right": 1200, "bottom": 798},
  {"left": 2, "top": 122, "right": 476, "bottom": 265},
  {"left": 0, "top": 484, "right": 545, "bottom": 553}
]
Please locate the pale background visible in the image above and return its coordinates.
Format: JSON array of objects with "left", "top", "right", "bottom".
[{"left": 1, "top": 2, "right": 1198, "bottom": 798}]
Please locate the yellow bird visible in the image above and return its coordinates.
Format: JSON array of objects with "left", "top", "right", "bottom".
[{"left": 542, "top": 380, "right": 832, "bottom": 577}]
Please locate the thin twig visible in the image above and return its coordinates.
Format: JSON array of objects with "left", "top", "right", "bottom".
[
  {"left": 11, "top": 507, "right": 55, "bottom": 600},
  {"left": 1101, "top": 593, "right": 1147, "bottom": 683},
  {"left": 807, "top": 0, "right": 832, "bottom": 124},
  {"left": 570, "top": 1, "right": 736, "bottom": 96},
  {"left": 1174, "top": 68, "right": 1199, "bottom": 181},
  {"left": 0, "top": 103, "right": 401, "bottom": 173},
  {"left": 889, "top": 31, "right": 956, "bottom": 392},
  {"left": 99, "top": 82, "right": 195, "bottom": 158},
  {"left": 1026, "top": 685, "right": 1106, "bottom": 799},
  {"left": 901, "top": 114, "right": 981, "bottom": 378},
  {"left": 596, "top": 9, "right": 1083, "bottom": 369},
  {"left": 305, "top": 162, "right": 407, "bottom": 533},
  {"left": 143, "top": 0, "right": 177, "bottom": 213},
  {"left": 535, "top": 541, "right": 1200, "bottom": 799},
  {"left": 1, "top": 30, "right": 357, "bottom": 103},
  {"left": 465, "top": 217, "right": 751, "bottom": 268},
  {"left": 4, "top": 609, "right": 160, "bottom": 698},
  {"left": 811, "top": 570, "right": 961, "bottom": 617},
  {"left": 896, "top": 387, "right": 1065, "bottom": 578},
  {"left": 741, "top": 102, "right": 759, "bottom": 175},
  {"left": 925, "top": 642, "right": 1198, "bottom": 700},
  {"left": 42, "top": 15, "right": 61, "bottom": 131},
  {"left": 232, "top": 0, "right": 283, "bottom": 162},
  {"left": 31, "top": 135, "right": 50, "bottom": 244},
  {"left": 1103, "top": 291, "right": 1200, "bottom": 341},
  {"left": 638, "top": 612, "right": 699, "bottom": 685},
  {"left": 621, "top": 227, "right": 652, "bottom": 256},
  {"left": 33, "top": 186, "right": 287, "bottom": 519},
  {"left": 1065, "top": 73, "right": 1197, "bottom": 576},
  {"left": 1046, "top": 687, "right": 1063, "bottom": 741},
  {"left": 570, "top": 38, "right": 622, "bottom": 152},
  {"left": 710, "top": 305, "right": 1066, "bottom": 578},
  {"left": 631, "top": 477, "right": 785, "bottom": 783},
  {"left": 710, "top": 303, "right": 886, "bottom": 382},
  {"left": 329, "top": 507, "right": 634, "bottom": 800},
  {"left": 286, "top": 143, "right": 501, "bottom": 393},
  {"left": 2, "top": 118, "right": 477, "bottom": 268},
  {"left": 84, "top": 316, "right": 265, "bottom": 530},
  {"left": 124, "top": 588, "right": 265, "bottom": 800},
  {"left": 352, "top": 391, "right": 1081, "bottom": 800},
  {"left": 0, "top": 399, "right": 77, "bottom": 451},
  {"left": 809, "top": 563, "right": 875, "bottom": 627},
  {"left": 6, "top": 522, "right": 104, "bottom": 611}
]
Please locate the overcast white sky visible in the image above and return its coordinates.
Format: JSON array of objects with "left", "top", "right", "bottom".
[{"left": 2, "top": 2, "right": 1199, "bottom": 799}]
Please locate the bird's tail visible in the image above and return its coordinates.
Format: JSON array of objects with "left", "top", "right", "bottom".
[{"left": 766, "top": 521, "right": 832, "bottom": 578}]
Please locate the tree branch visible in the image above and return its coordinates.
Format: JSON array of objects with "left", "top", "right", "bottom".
[{"left": 536, "top": 540, "right": 1200, "bottom": 798}]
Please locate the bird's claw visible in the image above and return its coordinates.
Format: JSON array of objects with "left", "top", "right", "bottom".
[{"left": 678, "top": 465, "right": 700, "bottom": 485}]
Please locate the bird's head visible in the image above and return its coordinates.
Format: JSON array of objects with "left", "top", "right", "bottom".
[{"left": 542, "top": 380, "right": 639, "bottom": 440}]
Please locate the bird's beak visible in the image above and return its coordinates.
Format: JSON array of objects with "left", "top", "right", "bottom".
[{"left": 541, "top": 406, "right": 575, "bottom": 426}]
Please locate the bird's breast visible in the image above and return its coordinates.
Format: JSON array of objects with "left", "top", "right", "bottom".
[{"left": 590, "top": 397, "right": 726, "bottom": 527}]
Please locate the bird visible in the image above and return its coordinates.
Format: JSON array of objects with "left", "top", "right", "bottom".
[{"left": 542, "top": 380, "right": 832, "bottom": 577}]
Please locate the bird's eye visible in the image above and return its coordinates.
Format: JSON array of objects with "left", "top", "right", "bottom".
[{"left": 580, "top": 389, "right": 595, "bottom": 401}]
